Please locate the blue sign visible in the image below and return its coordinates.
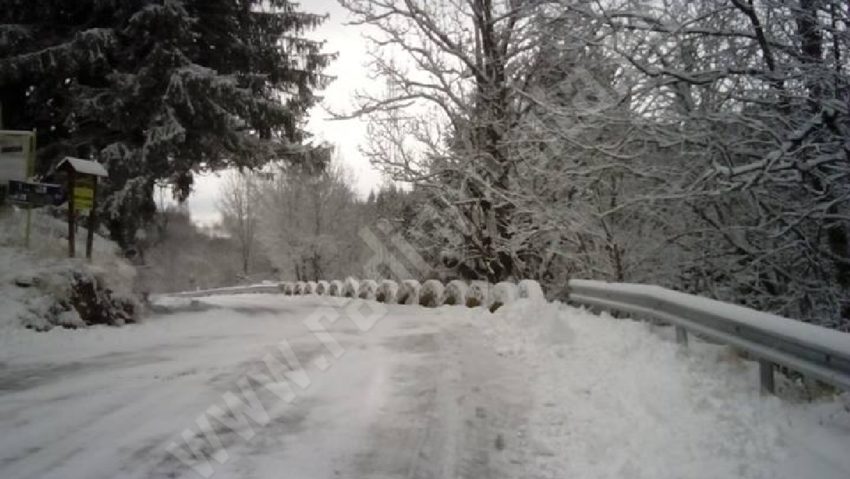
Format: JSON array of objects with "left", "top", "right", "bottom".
[{"left": 7, "top": 180, "right": 63, "bottom": 206}]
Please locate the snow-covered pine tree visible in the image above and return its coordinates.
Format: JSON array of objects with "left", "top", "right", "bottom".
[{"left": 0, "top": 0, "right": 331, "bottom": 248}]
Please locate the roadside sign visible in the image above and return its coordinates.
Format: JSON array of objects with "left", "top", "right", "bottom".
[
  {"left": 73, "top": 176, "right": 94, "bottom": 212},
  {"left": 7, "top": 180, "right": 62, "bottom": 207},
  {"left": 0, "top": 130, "right": 35, "bottom": 183},
  {"left": 57, "top": 157, "right": 109, "bottom": 259}
]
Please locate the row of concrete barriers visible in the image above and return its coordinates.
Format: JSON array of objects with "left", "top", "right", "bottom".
[{"left": 280, "top": 278, "right": 545, "bottom": 312}]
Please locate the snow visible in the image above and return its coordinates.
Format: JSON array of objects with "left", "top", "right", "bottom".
[
  {"left": 397, "top": 279, "right": 421, "bottom": 305},
  {"left": 329, "top": 280, "right": 344, "bottom": 296},
  {"left": 56, "top": 157, "right": 109, "bottom": 177},
  {"left": 343, "top": 277, "right": 359, "bottom": 298},
  {"left": 0, "top": 208, "right": 136, "bottom": 330},
  {"left": 491, "top": 281, "right": 519, "bottom": 311},
  {"left": 0, "top": 293, "right": 847, "bottom": 479},
  {"left": 518, "top": 279, "right": 545, "bottom": 301},
  {"left": 466, "top": 280, "right": 491, "bottom": 308},
  {"left": 474, "top": 299, "right": 850, "bottom": 479},
  {"left": 357, "top": 279, "right": 378, "bottom": 299},
  {"left": 441, "top": 279, "right": 467, "bottom": 305},
  {"left": 419, "top": 279, "right": 444, "bottom": 307},
  {"left": 376, "top": 279, "right": 398, "bottom": 303}
]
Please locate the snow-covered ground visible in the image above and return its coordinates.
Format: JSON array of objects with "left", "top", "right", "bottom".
[
  {"left": 0, "top": 293, "right": 847, "bottom": 479},
  {"left": 0, "top": 207, "right": 137, "bottom": 330}
]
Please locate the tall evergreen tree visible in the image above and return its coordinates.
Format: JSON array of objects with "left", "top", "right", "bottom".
[{"left": 0, "top": 0, "right": 331, "bottom": 248}]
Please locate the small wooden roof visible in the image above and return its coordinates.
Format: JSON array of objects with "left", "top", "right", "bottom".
[{"left": 57, "top": 157, "right": 108, "bottom": 177}]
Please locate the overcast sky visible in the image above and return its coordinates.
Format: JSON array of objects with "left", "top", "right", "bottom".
[{"left": 185, "top": 0, "right": 379, "bottom": 226}]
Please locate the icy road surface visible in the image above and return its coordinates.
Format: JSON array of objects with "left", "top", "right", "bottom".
[{"left": 0, "top": 294, "right": 848, "bottom": 479}]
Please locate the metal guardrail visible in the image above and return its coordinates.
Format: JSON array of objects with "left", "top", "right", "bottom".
[
  {"left": 171, "top": 283, "right": 281, "bottom": 298},
  {"left": 568, "top": 279, "right": 850, "bottom": 394}
]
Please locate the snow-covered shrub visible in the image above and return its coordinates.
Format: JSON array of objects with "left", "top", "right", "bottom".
[
  {"left": 306, "top": 281, "right": 318, "bottom": 294},
  {"left": 397, "top": 279, "right": 421, "bottom": 305},
  {"left": 419, "top": 280, "right": 445, "bottom": 307},
  {"left": 282, "top": 282, "right": 295, "bottom": 295},
  {"left": 490, "top": 281, "right": 519, "bottom": 312},
  {"left": 466, "top": 281, "right": 492, "bottom": 308},
  {"left": 442, "top": 280, "right": 468, "bottom": 306},
  {"left": 329, "top": 280, "right": 344, "bottom": 296},
  {"left": 376, "top": 280, "right": 399, "bottom": 303},
  {"left": 295, "top": 282, "right": 307, "bottom": 295},
  {"left": 343, "top": 277, "right": 360, "bottom": 297},
  {"left": 358, "top": 279, "right": 378, "bottom": 300},
  {"left": 316, "top": 280, "right": 330, "bottom": 295},
  {"left": 518, "top": 279, "right": 545, "bottom": 301}
]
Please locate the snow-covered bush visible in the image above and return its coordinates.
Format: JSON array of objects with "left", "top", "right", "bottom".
[
  {"left": 358, "top": 279, "right": 378, "bottom": 300},
  {"left": 442, "top": 280, "right": 468, "bottom": 306},
  {"left": 376, "top": 280, "right": 399, "bottom": 303},
  {"left": 490, "top": 281, "right": 519, "bottom": 312},
  {"left": 466, "top": 281, "right": 492, "bottom": 308},
  {"left": 306, "top": 281, "right": 318, "bottom": 294},
  {"left": 518, "top": 279, "right": 545, "bottom": 301},
  {"left": 282, "top": 282, "right": 295, "bottom": 295},
  {"left": 329, "top": 280, "right": 344, "bottom": 296},
  {"left": 397, "top": 279, "right": 421, "bottom": 305},
  {"left": 295, "top": 282, "right": 307, "bottom": 295},
  {"left": 343, "top": 277, "right": 360, "bottom": 298},
  {"left": 419, "top": 280, "right": 444, "bottom": 308},
  {"left": 316, "top": 280, "right": 330, "bottom": 295}
]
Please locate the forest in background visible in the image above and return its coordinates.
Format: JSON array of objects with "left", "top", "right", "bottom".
[
  {"left": 332, "top": 0, "right": 850, "bottom": 331},
  {"left": 3, "top": 0, "right": 850, "bottom": 330}
]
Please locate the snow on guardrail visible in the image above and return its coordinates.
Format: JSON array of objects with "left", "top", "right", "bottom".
[
  {"left": 171, "top": 283, "right": 281, "bottom": 298},
  {"left": 567, "top": 279, "right": 850, "bottom": 393}
]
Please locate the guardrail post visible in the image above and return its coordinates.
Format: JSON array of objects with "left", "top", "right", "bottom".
[
  {"left": 759, "top": 360, "right": 775, "bottom": 395},
  {"left": 675, "top": 326, "right": 688, "bottom": 347}
]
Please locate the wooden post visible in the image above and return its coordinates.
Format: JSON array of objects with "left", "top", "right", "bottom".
[
  {"left": 24, "top": 205, "right": 32, "bottom": 249},
  {"left": 675, "top": 326, "right": 688, "bottom": 347},
  {"left": 86, "top": 177, "right": 97, "bottom": 260},
  {"left": 759, "top": 360, "right": 775, "bottom": 395},
  {"left": 67, "top": 169, "right": 76, "bottom": 258}
]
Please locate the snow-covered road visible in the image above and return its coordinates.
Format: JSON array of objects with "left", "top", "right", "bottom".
[{"left": 0, "top": 294, "right": 848, "bottom": 479}]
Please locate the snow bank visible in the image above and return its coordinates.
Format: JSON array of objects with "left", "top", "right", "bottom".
[
  {"left": 419, "top": 280, "right": 444, "bottom": 308},
  {"left": 489, "top": 281, "right": 519, "bottom": 312},
  {"left": 358, "top": 279, "right": 378, "bottom": 300},
  {"left": 441, "top": 280, "right": 468, "bottom": 306},
  {"left": 465, "top": 281, "right": 491, "bottom": 308},
  {"left": 316, "top": 280, "right": 330, "bottom": 295},
  {"left": 397, "top": 279, "right": 421, "bottom": 305},
  {"left": 329, "top": 280, "right": 344, "bottom": 296},
  {"left": 518, "top": 279, "right": 545, "bottom": 301},
  {"left": 470, "top": 300, "right": 850, "bottom": 479},
  {"left": 376, "top": 280, "right": 399, "bottom": 303},
  {"left": 343, "top": 277, "right": 359, "bottom": 298},
  {"left": 0, "top": 208, "right": 139, "bottom": 330}
]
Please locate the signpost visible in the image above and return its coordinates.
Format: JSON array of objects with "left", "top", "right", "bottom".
[
  {"left": 1, "top": 130, "right": 38, "bottom": 248},
  {"left": 0, "top": 130, "right": 35, "bottom": 183},
  {"left": 57, "top": 157, "right": 109, "bottom": 260},
  {"left": 7, "top": 180, "right": 62, "bottom": 206},
  {"left": 7, "top": 180, "right": 63, "bottom": 248},
  {"left": 73, "top": 176, "right": 95, "bottom": 212}
]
